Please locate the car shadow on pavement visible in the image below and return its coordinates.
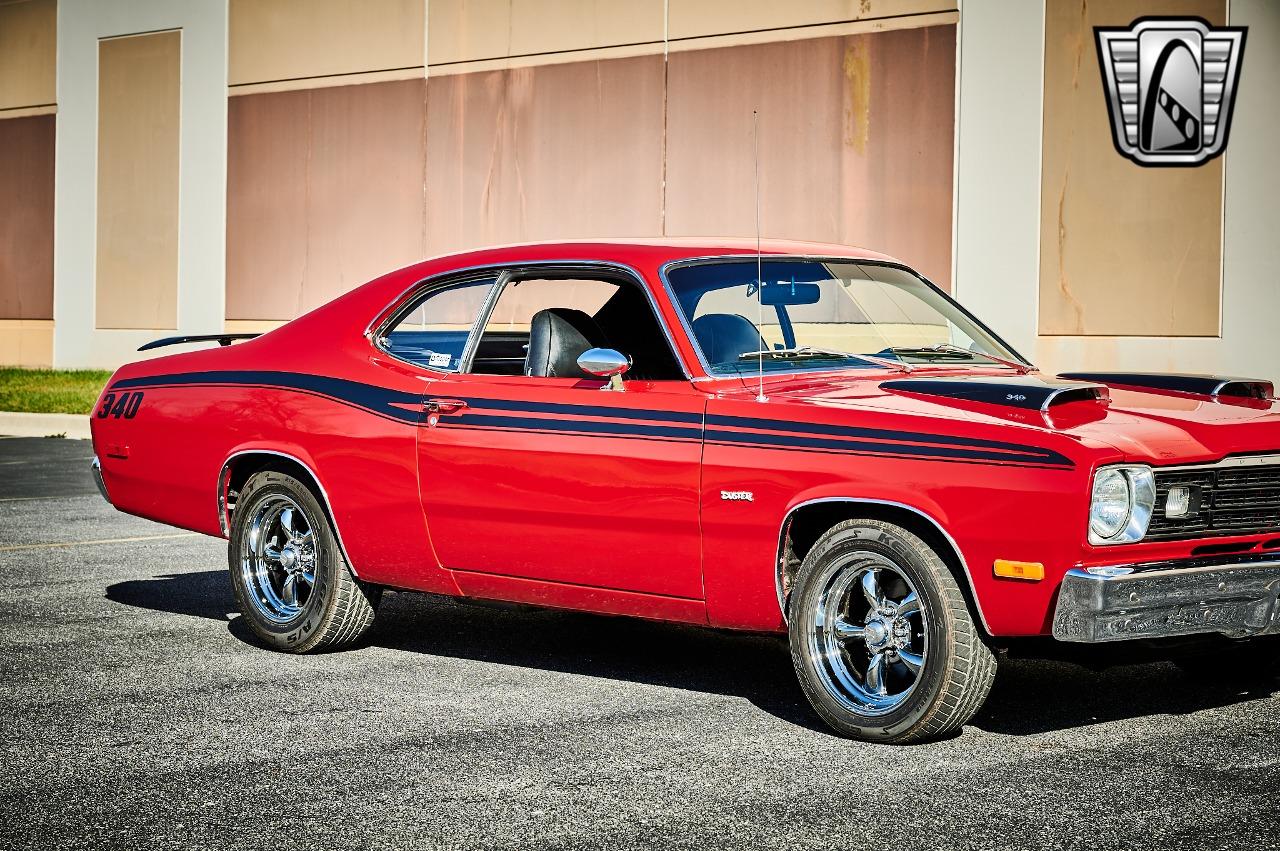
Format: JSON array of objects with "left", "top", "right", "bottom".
[
  {"left": 106, "top": 570, "right": 825, "bottom": 733},
  {"left": 972, "top": 654, "right": 1277, "bottom": 736},
  {"left": 105, "top": 569, "right": 1278, "bottom": 739}
]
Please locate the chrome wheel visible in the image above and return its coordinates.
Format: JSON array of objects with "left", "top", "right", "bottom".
[
  {"left": 240, "top": 495, "right": 317, "bottom": 624},
  {"left": 807, "top": 554, "right": 927, "bottom": 716}
]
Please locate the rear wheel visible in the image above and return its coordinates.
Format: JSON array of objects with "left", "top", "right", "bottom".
[
  {"left": 229, "top": 469, "right": 380, "bottom": 653},
  {"left": 788, "top": 519, "right": 996, "bottom": 743}
]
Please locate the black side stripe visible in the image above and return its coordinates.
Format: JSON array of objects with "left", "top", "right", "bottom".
[
  {"left": 112, "top": 370, "right": 1074, "bottom": 468},
  {"left": 111, "top": 370, "right": 423, "bottom": 424},
  {"left": 449, "top": 413, "right": 703, "bottom": 441},
  {"left": 705, "top": 428, "right": 1062, "bottom": 466},
  {"left": 457, "top": 396, "right": 704, "bottom": 425}
]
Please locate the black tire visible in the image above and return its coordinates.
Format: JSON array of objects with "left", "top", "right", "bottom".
[
  {"left": 788, "top": 519, "right": 996, "bottom": 743},
  {"left": 1173, "top": 637, "right": 1280, "bottom": 684},
  {"left": 228, "top": 469, "right": 380, "bottom": 653}
]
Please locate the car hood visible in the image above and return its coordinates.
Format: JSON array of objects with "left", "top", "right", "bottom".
[{"left": 712, "top": 369, "right": 1280, "bottom": 466}]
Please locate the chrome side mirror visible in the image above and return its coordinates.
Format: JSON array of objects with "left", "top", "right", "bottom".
[{"left": 577, "top": 348, "right": 631, "bottom": 391}]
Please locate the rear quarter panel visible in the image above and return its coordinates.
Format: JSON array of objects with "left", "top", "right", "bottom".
[{"left": 91, "top": 290, "right": 458, "bottom": 595}]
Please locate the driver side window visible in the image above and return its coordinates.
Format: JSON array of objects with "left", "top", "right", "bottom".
[{"left": 470, "top": 274, "right": 685, "bottom": 381}]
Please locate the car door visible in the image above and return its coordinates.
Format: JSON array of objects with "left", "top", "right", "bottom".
[{"left": 411, "top": 267, "right": 707, "bottom": 601}]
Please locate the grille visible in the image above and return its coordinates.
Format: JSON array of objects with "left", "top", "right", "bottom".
[{"left": 1147, "top": 464, "right": 1280, "bottom": 541}]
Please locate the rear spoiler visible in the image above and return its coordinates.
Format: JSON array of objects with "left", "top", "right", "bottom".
[{"left": 137, "top": 333, "right": 260, "bottom": 352}]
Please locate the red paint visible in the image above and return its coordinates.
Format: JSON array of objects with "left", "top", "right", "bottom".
[{"left": 91, "top": 239, "right": 1280, "bottom": 637}]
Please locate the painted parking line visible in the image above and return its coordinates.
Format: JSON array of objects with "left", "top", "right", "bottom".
[
  {"left": 0, "top": 532, "right": 201, "bottom": 553},
  {"left": 0, "top": 495, "right": 97, "bottom": 503}
]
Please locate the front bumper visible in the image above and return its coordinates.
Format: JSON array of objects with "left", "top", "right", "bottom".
[
  {"left": 1052, "top": 557, "right": 1280, "bottom": 643},
  {"left": 91, "top": 456, "right": 111, "bottom": 504}
]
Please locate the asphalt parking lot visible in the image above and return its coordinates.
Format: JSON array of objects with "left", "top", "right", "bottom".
[{"left": 2, "top": 436, "right": 1279, "bottom": 850}]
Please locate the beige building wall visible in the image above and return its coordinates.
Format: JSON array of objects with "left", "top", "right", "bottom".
[
  {"left": 95, "top": 31, "right": 181, "bottom": 331},
  {"left": 54, "top": 0, "right": 228, "bottom": 368},
  {"left": 665, "top": 26, "right": 956, "bottom": 289},
  {"left": 226, "top": 79, "right": 428, "bottom": 321},
  {"left": 956, "top": 0, "right": 1280, "bottom": 384},
  {"left": 0, "top": 0, "right": 56, "bottom": 367},
  {"left": 225, "top": 0, "right": 959, "bottom": 326},
  {"left": 9, "top": 0, "right": 1271, "bottom": 375},
  {"left": 0, "top": 0, "right": 56, "bottom": 115},
  {"left": 423, "top": 55, "right": 666, "bottom": 257},
  {"left": 229, "top": 0, "right": 426, "bottom": 91},
  {"left": 1038, "top": 0, "right": 1225, "bottom": 337}
]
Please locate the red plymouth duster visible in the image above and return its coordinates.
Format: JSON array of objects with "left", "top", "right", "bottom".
[{"left": 90, "top": 239, "right": 1280, "bottom": 743}]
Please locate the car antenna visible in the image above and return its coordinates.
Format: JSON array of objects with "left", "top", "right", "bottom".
[{"left": 752, "top": 109, "right": 767, "bottom": 404}]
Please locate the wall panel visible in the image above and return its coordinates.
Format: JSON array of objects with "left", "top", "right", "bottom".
[
  {"left": 0, "top": 0, "right": 56, "bottom": 111},
  {"left": 95, "top": 31, "right": 180, "bottom": 330},
  {"left": 429, "top": 0, "right": 664, "bottom": 67},
  {"left": 667, "top": 0, "right": 955, "bottom": 41},
  {"left": 0, "top": 114, "right": 54, "bottom": 320},
  {"left": 229, "top": 0, "right": 424, "bottom": 87},
  {"left": 1038, "top": 0, "right": 1225, "bottom": 337},
  {"left": 226, "top": 79, "right": 427, "bottom": 321},
  {"left": 424, "top": 55, "right": 665, "bottom": 256},
  {"left": 665, "top": 26, "right": 956, "bottom": 289}
]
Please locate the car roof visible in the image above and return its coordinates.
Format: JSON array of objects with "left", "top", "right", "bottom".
[{"left": 399, "top": 237, "right": 902, "bottom": 277}]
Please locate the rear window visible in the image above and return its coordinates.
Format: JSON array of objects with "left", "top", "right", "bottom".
[{"left": 380, "top": 277, "right": 496, "bottom": 370}]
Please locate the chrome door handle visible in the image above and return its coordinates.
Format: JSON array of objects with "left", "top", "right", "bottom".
[{"left": 424, "top": 398, "right": 468, "bottom": 415}]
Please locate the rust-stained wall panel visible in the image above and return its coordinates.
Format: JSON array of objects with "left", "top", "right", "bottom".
[
  {"left": 424, "top": 55, "right": 665, "bottom": 256},
  {"left": 226, "top": 79, "right": 427, "bottom": 321},
  {"left": 665, "top": 27, "right": 956, "bottom": 289},
  {"left": 306, "top": 80, "right": 428, "bottom": 307},
  {"left": 95, "top": 31, "right": 180, "bottom": 330},
  {"left": 226, "top": 89, "right": 310, "bottom": 321},
  {"left": 0, "top": 115, "right": 54, "bottom": 320},
  {"left": 0, "top": 0, "right": 57, "bottom": 111},
  {"left": 429, "top": 0, "right": 665, "bottom": 67},
  {"left": 1039, "top": 0, "right": 1225, "bottom": 337},
  {"left": 229, "top": 0, "right": 425, "bottom": 86}
]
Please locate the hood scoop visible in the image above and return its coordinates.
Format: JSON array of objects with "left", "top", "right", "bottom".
[
  {"left": 880, "top": 375, "right": 1108, "bottom": 411},
  {"left": 1059, "top": 372, "right": 1275, "bottom": 401}
]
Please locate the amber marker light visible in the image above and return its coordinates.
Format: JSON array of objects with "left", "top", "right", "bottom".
[{"left": 993, "top": 560, "right": 1045, "bottom": 581}]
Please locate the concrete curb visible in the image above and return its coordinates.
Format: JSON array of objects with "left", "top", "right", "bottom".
[{"left": 0, "top": 412, "right": 91, "bottom": 440}]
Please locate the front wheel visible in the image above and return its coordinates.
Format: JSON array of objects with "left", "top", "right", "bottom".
[
  {"left": 228, "top": 469, "right": 380, "bottom": 653},
  {"left": 788, "top": 519, "right": 996, "bottom": 743}
]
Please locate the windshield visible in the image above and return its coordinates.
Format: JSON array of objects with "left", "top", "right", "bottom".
[{"left": 665, "top": 259, "right": 1024, "bottom": 375}]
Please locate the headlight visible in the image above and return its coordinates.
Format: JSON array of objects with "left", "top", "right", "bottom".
[{"left": 1089, "top": 465, "right": 1156, "bottom": 545}]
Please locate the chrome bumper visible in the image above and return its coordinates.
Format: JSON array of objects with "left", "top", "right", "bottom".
[
  {"left": 91, "top": 456, "right": 111, "bottom": 504},
  {"left": 1052, "top": 558, "right": 1280, "bottom": 643}
]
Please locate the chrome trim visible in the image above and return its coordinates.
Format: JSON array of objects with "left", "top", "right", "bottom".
[
  {"left": 1088, "top": 463, "right": 1156, "bottom": 546},
  {"left": 657, "top": 255, "right": 1034, "bottom": 381},
  {"left": 805, "top": 553, "right": 927, "bottom": 715},
  {"left": 1052, "top": 558, "right": 1280, "bottom": 643},
  {"left": 366, "top": 259, "right": 694, "bottom": 381},
  {"left": 1039, "top": 384, "right": 1108, "bottom": 413},
  {"left": 217, "top": 449, "right": 360, "bottom": 578},
  {"left": 577, "top": 348, "right": 631, "bottom": 378},
  {"left": 457, "top": 270, "right": 510, "bottom": 374},
  {"left": 91, "top": 456, "right": 111, "bottom": 504},
  {"left": 1155, "top": 453, "right": 1280, "bottom": 472},
  {"left": 1212, "top": 378, "right": 1275, "bottom": 398},
  {"left": 774, "top": 497, "right": 993, "bottom": 634}
]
